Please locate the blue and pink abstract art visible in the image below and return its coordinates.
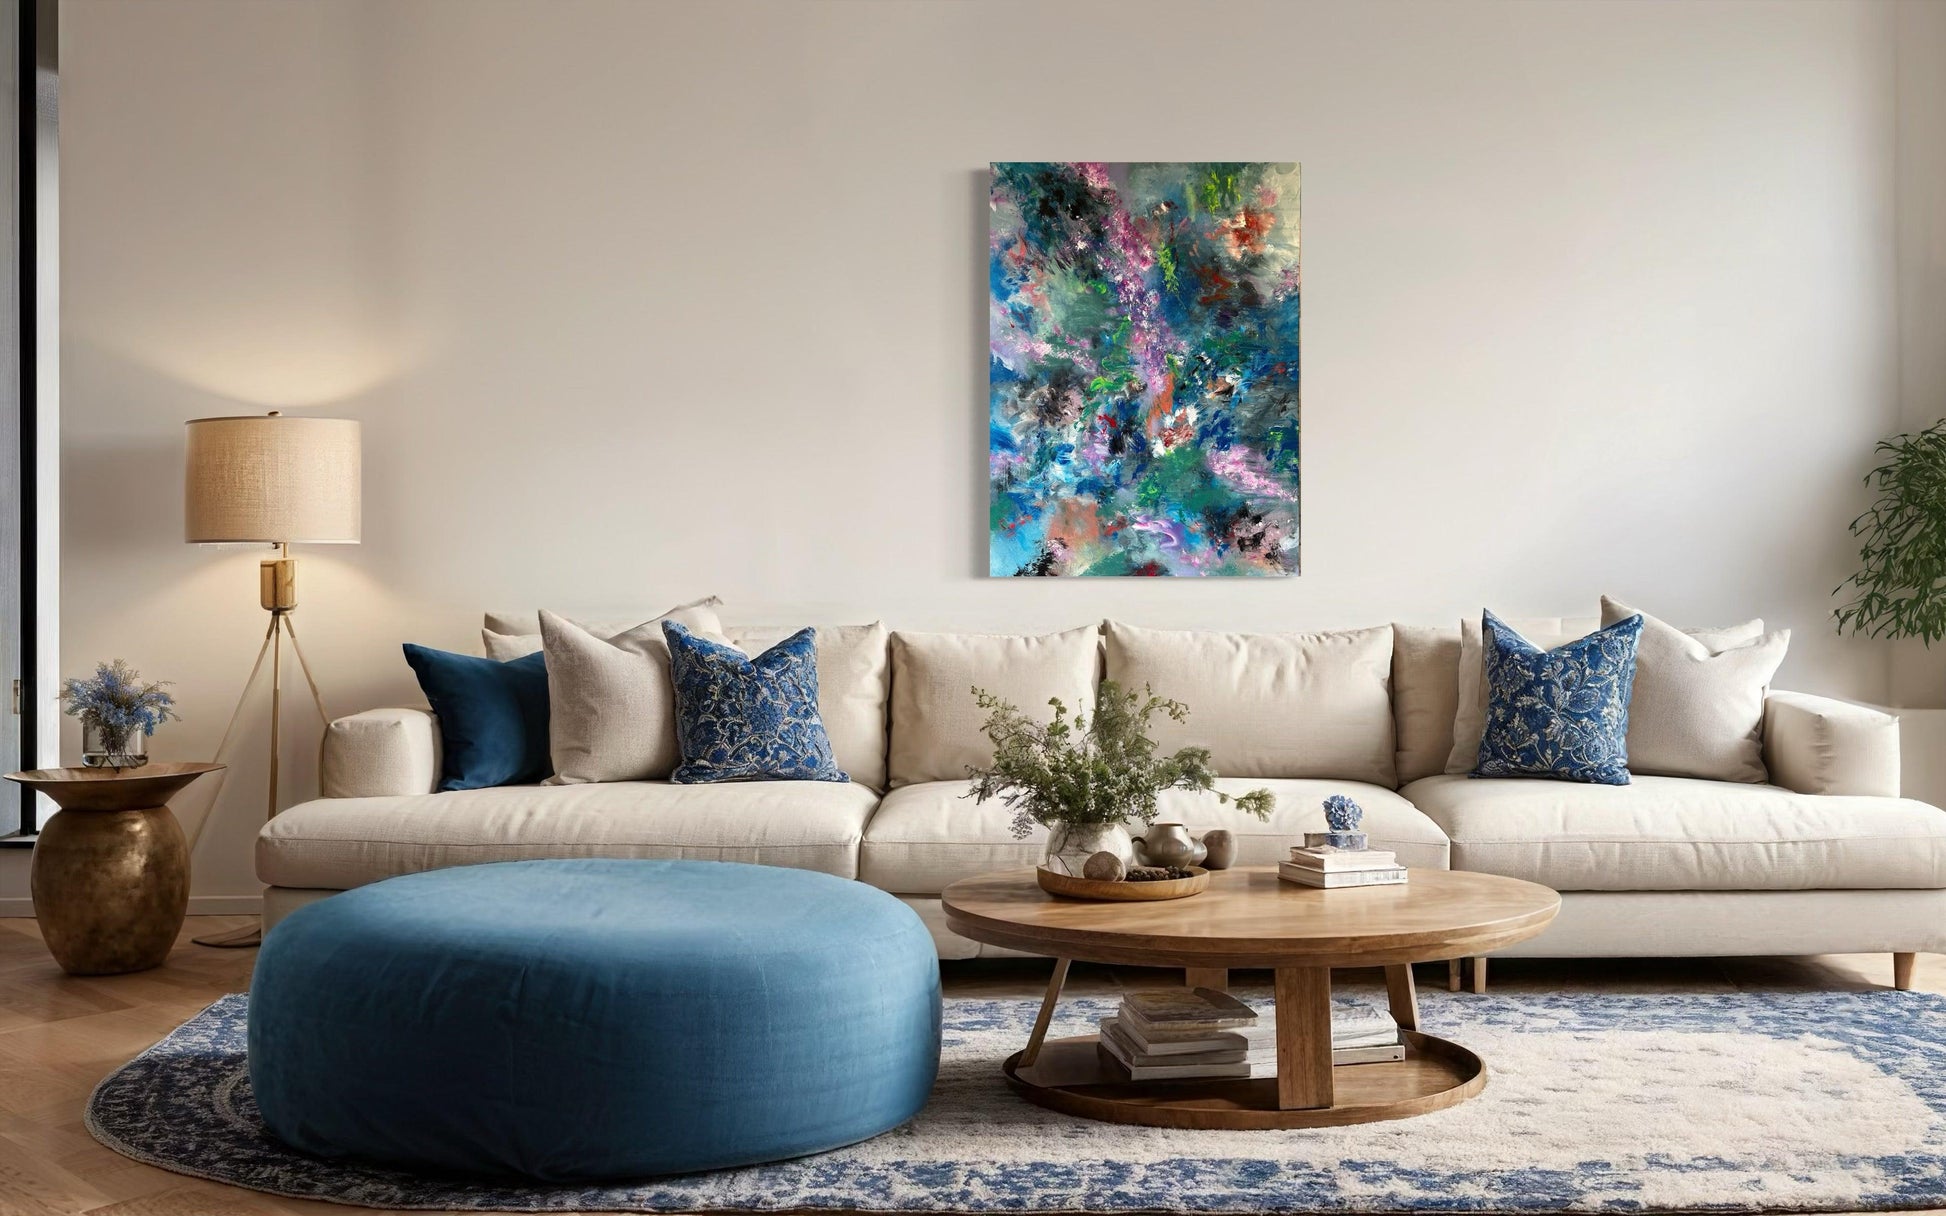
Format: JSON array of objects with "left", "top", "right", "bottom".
[{"left": 989, "top": 162, "right": 1301, "bottom": 577}]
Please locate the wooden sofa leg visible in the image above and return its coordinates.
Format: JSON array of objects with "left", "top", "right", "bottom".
[
  {"left": 1894, "top": 952, "right": 1916, "bottom": 991},
  {"left": 1471, "top": 956, "right": 1488, "bottom": 994},
  {"left": 1448, "top": 959, "right": 1462, "bottom": 992}
]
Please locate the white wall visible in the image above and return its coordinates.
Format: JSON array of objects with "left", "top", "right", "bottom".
[{"left": 15, "top": 0, "right": 1918, "bottom": 904}]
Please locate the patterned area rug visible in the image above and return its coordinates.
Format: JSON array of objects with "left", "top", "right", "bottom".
[{"left": 87, "top": 988, "right": 1946, "bottom": 1212}]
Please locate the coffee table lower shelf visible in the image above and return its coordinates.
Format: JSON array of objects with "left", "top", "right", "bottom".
[{"left": 1003, "top": 1030, "right": 1485, "bottom": 1130}]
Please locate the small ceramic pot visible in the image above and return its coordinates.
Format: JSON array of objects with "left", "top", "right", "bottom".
[
  {"left": 1200, "top": 829, "right": 1236, "bottom": 870},
  {"left": 1131, "top": 822, "right": 1207, "bottom": 869},
  {"left": 1043, "top": 823, "right": 1134, "bottom": 877}
]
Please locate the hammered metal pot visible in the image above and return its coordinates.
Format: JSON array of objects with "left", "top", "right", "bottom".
[{"left": 8, "top": 764, "right": 221, "bottom": 975}]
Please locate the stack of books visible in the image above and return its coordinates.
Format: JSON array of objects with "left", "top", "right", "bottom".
[
  {"left": 1279, "top": 844, "right": 1408, "bottom": 888},
  {"left": 1097, "top": 987, "right": 1403, "bottom": 1080}
]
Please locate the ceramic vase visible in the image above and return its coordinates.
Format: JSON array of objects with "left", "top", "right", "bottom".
[{"left": 1043, "top": 823, "right": 1135, "bottom": 877}]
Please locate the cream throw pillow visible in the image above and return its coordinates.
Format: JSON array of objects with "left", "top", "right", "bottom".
[
  {"left": 540, "top": 604, "right": 725, "bottom": 784},
  {"left": 887, "top": 625, "right": 1099, "bottom": 787},
  {"left": 1601, "top": 596, "right": 1788, "bottom": 783},
  {"left": 1103, "top": 621, "right": 1396, "bottom": 786}
]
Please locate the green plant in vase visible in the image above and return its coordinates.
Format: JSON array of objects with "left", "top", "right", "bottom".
[
  {"left": 59, "top": 660, "right": 178, "bottom": 770},
  {"left": 966, "top": 680, "right": 1274, "bottom": 877},
  {"left": 1836, "top": 419, "right": 1946, "bottom": 645}
]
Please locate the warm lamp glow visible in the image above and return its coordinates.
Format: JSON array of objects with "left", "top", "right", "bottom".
[{"left": 184, "top": 413, "right": 361, "bottom": 544}]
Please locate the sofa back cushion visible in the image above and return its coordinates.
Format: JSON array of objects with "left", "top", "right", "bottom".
[
  {"left": 887, "top": 625, "right": 1099, "bottom": 787},
  {"left": 1391, "top": 624, "right": 1462, "bottom": 785},
  {"left": 1103, "top": 621, "right": 1397, "bottom": 786},
  {"left": 724, "top": 623, "right": 890, "bottom": 791}
]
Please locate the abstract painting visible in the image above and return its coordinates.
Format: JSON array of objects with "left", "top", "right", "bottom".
[{"left": 989, "top": 162, "right": 1300, "bottom": 577}]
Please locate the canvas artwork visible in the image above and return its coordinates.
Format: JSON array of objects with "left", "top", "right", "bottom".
[{"left": 988, "top": 162, "right": 1301, "bottom": 577}]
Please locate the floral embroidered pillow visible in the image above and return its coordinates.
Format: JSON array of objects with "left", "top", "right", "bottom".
[
  {"left": 1473, "top": 610, "right": 1644, "bottom": 785},
  {"left": 663, "top": 622, "right": 847, "bottom": 784}
]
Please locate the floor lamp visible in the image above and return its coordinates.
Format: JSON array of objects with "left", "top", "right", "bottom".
[{"left": 183, "top": 411, "right": 361, "bottom": 948}]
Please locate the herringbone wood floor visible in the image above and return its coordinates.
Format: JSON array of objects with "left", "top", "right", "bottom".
[{"left": 0, "top": 914, "right": 1937, "bottom": 1216}]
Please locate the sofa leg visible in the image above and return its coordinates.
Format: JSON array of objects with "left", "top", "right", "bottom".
[
  {"left": 1471, "top": 956, "right": 1488, "bottom": 994},
  {"left": 1894, "top": 952, "right": 1916, "bottom": 991},
  {"left": 1447, "top": 959, "right": 1462, "bottom": 992}
]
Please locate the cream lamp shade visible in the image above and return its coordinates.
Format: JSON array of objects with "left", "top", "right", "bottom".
[{"left": 184, "top": 413, "right": 362, "bottom": 544}]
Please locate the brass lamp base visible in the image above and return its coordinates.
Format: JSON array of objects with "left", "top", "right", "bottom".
[{"left": 189, "top": 544, "right": 331, "bottom": 952}]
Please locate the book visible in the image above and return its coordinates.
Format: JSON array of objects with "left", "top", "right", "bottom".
[
  {"left": 1285, "top": 847, "right": 1399, "bottom": 872},
  {"left": 1120, "top": 987, "right": 1257, "bottom": 1032},
  {"left": 1279, "top": 861, "right": 1408, "bottom": 887},
  {"left": 1099, "top": 1019, "right": 1405, "bottom": 1079},
  {"left": 1116, "top": 996, "right": 1398, "bottom": 1055}
]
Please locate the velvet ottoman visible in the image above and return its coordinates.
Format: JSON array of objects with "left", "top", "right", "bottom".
[{"left": 248, "top": 858, "right": 942, "bottom": 1180}]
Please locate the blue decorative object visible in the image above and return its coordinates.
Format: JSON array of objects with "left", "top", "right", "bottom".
[
  {"left": 1323, "top": 794, "right": 1363, "bottom": 831},
  {"left": 401, "top": 644, "right": 551, "bottom": 790},
  {"left": 1473, "top": 610, "right": 1644, "bottom": 784},
  {"left": 92, "top": 988, "right": 1946, "bottom": 1212},
  {"left": 248, "top": 860, "right": 941, "bottom": 1181},
  {"left": 662, "top": 622, "right": 846, "bottom": 784}
]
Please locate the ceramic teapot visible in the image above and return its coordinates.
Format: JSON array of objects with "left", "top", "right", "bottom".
[{"left": 1130, "top": 822, "right": 1207, "bottom": 869}]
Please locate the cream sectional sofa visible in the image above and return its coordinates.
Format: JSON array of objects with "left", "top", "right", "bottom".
[{"left": 257, "top": 616, "right": 1946, "bottom": 981}]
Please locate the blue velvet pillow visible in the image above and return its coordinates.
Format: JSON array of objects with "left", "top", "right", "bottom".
[
  {"left": 402, "top": 644, "right": 551, "bottom": 791},
  {"left": 662, "top": 623, "right": 846, "bottom": 784},
  {"left": 1473, "top": 610, "right": 1644, "bottom": 785}
]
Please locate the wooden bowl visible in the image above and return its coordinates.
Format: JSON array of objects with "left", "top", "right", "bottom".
[{"left": 1036, "top": 865, "right": 1210, "bottom": 902}]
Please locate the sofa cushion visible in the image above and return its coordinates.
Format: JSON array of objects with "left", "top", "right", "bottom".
[
  {"left": 886, "top": 626, "right": 1099, "bottom": 787},
  {"left": 1102, "top": 621, "right": 1396, "bottom": 786},
  {"left": 1601, "top": 597, "right": 1788, "bottom": 784},
  {"left": 258, "top": 781, "right": 879, "bottom": 891},
  {"left": 1391, "top": 624, "right": 1461, "bottom": 786},
  {"left": 858, "top": 779, "right": 1450, "bottom": 896},
  {"left": 1401, "top": 773, "right": 1946, "bottom": 891},
  {"left": 541, "top": 610, "right": 725, "bottom": 784}
]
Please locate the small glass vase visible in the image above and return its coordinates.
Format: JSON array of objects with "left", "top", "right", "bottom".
[
  {"left": 1042, "top": 822, "right": 1134, "bottom": 878},
  {"left": 81, "top": 719, "right": 148, "bottom": 770}
]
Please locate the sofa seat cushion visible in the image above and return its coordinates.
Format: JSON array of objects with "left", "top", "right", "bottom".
[
  {"left": 258, "top": 781, "right": 879, "bottom": 891},
  {"left": 858, "top": 779, "right": 1450, "bottom": 896},
  {"left": 1401, "top": 774, "right": 1946, "bottom": 891}
]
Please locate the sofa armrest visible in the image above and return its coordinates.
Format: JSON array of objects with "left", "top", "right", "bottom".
[
  {"left": 320, "top": 708, "right": 442, "bottom": 798},
  {"left": 1763, "top": 691, "right": 1900, "bottom": 797}
]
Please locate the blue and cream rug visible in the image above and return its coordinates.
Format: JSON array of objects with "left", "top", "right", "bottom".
[{"left": 88, "top": 989, "right": 1946, "bottom": 1212}]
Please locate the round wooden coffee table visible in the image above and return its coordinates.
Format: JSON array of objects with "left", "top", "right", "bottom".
[{"left": 941, "top": 866, "right": 1559, "bottom": 1130}]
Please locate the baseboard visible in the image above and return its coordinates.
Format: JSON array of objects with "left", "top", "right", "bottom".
[{"left": 0, "top": 894, "right": 263, "bottom": 917}]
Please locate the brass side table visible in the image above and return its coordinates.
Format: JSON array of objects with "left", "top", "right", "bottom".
[{"left": 6, "top": 763, "right": 222, "bottom": 975}]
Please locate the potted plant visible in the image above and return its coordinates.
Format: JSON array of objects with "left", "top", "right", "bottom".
[
  {"left": 966, "top": 680, "right": 1275, "bottom": 876},
  {"left": 1836, "top": 420, "right": 1946, "bottom": 645},
  {"left": 59, "top": 660, "right": 179, "bottom": 770}
]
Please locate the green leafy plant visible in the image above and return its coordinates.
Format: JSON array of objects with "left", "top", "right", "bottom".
[
  {"left": 1836, "top": 420, "right": 1946, "bottom": 644},
  {"left": 966, "top": 680, "right": 1275, "bottom": 839}
]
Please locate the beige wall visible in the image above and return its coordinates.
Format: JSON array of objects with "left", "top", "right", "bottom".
[{"left": 14, "top": 0, "right": 1918, "bottom": 904}]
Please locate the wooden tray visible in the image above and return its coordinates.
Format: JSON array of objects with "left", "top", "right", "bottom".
[{"left": 1036, "top": 865, "right": 1210, "bottom": 902}]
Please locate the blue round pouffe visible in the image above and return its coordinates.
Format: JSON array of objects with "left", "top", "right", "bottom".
[{"left": 248, "top": 859, "right": 941, "bottom": 1181}]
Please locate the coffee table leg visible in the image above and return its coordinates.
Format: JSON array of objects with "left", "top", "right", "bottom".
[
  {"left": 1184, "top": 967, "right": 1228, "bottom": 992},
  {"left": 1384, "top": 964, "right": 1420, "bottom": 1033},
  {"left": 1020, "top": 957, "right": 1071, "bottom": 1068},
  {"left": 1274, "top": 966, "right": 1335, "bottom": 1111}
]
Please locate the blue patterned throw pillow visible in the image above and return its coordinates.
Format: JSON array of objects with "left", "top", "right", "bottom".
[
  {"left": 662, "top": 622, "right": 847, "bottom": 784},
  {"left": 1473, "top": 610, "right": 1644, "bottom": 785}
]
